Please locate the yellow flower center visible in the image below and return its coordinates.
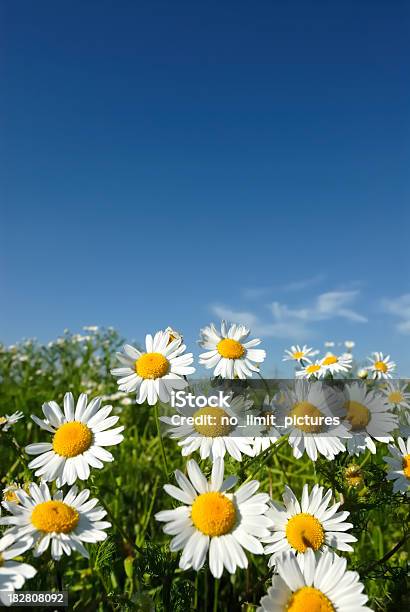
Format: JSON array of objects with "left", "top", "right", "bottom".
[
  {"left": 31, "top": 500, "right": 79, "bottom": 533},
  {"left": 191, "top": 491, "right": 236, "bottom": 536},
  {"left": 53, "top": 422, "right": 93, "bottom": 457},
  {"left": 0, "top": 417, "right": 7, "bottom": 426},
  {"left": 290, "top": 402, "right": 324, "bottom": 433},
  {"left": 286, "top": 587, "right": 334, "bottom": 612},
  {"left": 345, "top": 401, "right": 371, "bottom": 431},
  {"left": 344, "top": 465, "right": 363, "bottom": 488},
  {"left": 322, "top": 355, "right": 338, "bottom": 366},
  {"left": 402, "top": 455, "right": 410, "bottom": 479},
  {"left": 388, "top": 391, "right": 403, "bottom": 404},
  {"left": 374, "top": 360, "right": 388, "bottom": 373},
  {"left": 135, "top": 352, "right": 170, "bottom": 379},
  {"left": 293, "top": 351, "right": 304, "bottom": 359},
  {"left": 217, "top": 338, "right": 245, "bottom": 359},
  {"left": 306, "top": 364, "right": 321, "bottom": 374},
  {"left": 286, "top": 513, "right": 325, "bottom": 553},
  {"left": 193, "top": 407, "right": 232, "bottom": 437}
]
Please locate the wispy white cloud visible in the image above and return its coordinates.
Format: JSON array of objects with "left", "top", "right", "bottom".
[
  {"left": 241, "top": 287, "right": 272, "bottom": 300},
  {"left": 382, "top": 294, "right": 410, "bottom": 334},
  {"left": 242, "top": 275, "right": 325, "bottom": 301},
  {"left": 211, "top": 290, "right": 367, "bottom": 340},
  {"left": 212, "top": 304, "right": 309, "bottom": 338},
  {"left": 310, "top": 291, "right": 367, "bottom": 323},
  {"left": 282, "top": 274, "right": 325, "bottom": 292},
  {"left": 211, "top": 306, "right": 259, "bottom": 329}
]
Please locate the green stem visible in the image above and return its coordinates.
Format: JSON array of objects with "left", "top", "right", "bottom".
[
  {"left": 193, "top": 573, "right": 199, "bottom": 609},
  {"left": 99, "top": 496, "right": 143, "bottom": 554},
  {"left": 1, "top": 457, "right": 21, "bottom": 484},
  {"left": 154, "top": 402, "right": 169, "bottom": 478},
  {"left": 362, "top": 532, "right": 409, "bottom": 573},
  {"left": 244, "top": 439, "right": 286, "bottom": 483},
  {"left": 257, "top": 372, "right": 270, "bottom": 397},
  {"left": 359, "top": 450, "right": 371, "bottom": 468},
  {"left": 213, "top": 578, "right": 219, "bottom": 612},
  {"left": 54, "top": 560, "right": 63, "bottom": 592},
  {"left": 96, "top": 568, "right": 115, "bottom": 611},
  {"left": 137, "top": 475, "right": 160, "bottom": 546}
]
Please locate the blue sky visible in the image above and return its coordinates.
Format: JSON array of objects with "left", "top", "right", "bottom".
[{"left": 1, "top": 0, "right": 409, "bottom": 375}]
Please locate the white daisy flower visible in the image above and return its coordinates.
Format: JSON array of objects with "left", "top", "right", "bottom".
[
  {"left": 357, "top": 368, "right": 369, "bottom": 380},
  {"left": 383, "top": 437, "right": 410, "bottom": 494},
  {"left": 263, "top": 484, "right": 357, "bottom": 565},
  {"left": 155, "top": 458, "right": 273, "bottom": 578},
  {"left": 161, "top": 395, "right": 260, "bottom": 461},
  {"left": 366, "top": 352, "right": 396, "bottom": 379},
  {"left": 253, "top": 395, "right": 280, "bottom": 456},
  {"left": 0, "top": 534, "right": 36, "bottom": 607},
  {"left": 283, "top": 345, "right": 315, "bottom": 364},
  {"left": 342, "top": 383, "right": 397, "bottom": 455},
  {"left": 275, "top": 382, "right": 351, "bottom": 461},
  {"left": 320, "top": 352, "right": 352, "bottom": 376},
  {"left": 0, "top": 482, "right": 110, "bottom": 560},
  {"left": 111, "top": 330, "right": 195, "bottom": 405},
  {"left": 25, "top": 393, "right": 124, "bottom": 487},
  {"left": 0, "top": 412, "right": 24, "bottom": 432},
  {"left": 199, "top": 321, "right": 266, "bottom": 379},
  {"left": 381, "top": 381, "right": 410, "bottom": 410},
  {"left": 257, "top": 548, "right": 371, "bottom": 612},
  {"left": 295, "top": 361, "right": 326, "bottom": 380}
]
